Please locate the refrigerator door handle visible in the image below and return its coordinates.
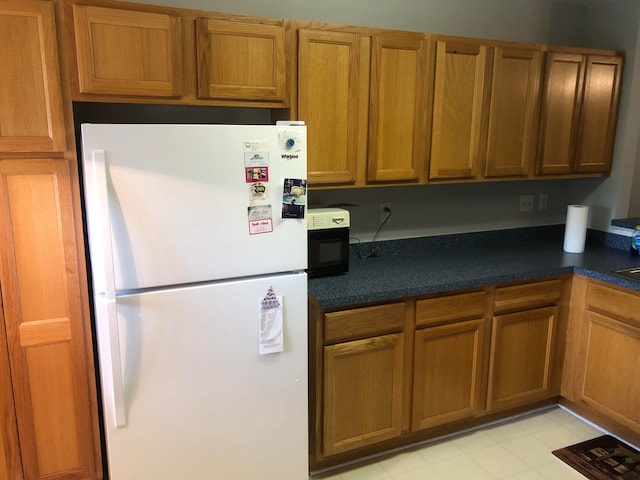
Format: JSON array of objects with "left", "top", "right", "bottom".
[
  {"left": 105, "top": 298, "right": 127, "bottom": 428},
  {"left": 89, "top": 149, "right": 127, "bottom": 428}
]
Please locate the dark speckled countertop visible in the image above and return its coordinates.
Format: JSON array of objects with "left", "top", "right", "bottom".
[{"left": 308, "top": 225, "right": 640, "bottom": 309}]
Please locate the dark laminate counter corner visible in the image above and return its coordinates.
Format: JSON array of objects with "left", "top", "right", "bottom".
[{"left": 308, "top": 225, "right": 640, "bottom": 309}]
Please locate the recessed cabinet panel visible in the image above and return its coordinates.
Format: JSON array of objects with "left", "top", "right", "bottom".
[
  {"left": 73, "top": 5, "right": 182, "bottom": 97},
  {"left": 0, "top": 1, "right": 66, "bottom": 152},
  {"left": 298, "top": 29, "right": 365, "bottom": 185},
  {"left": 485, "top": 47, "right": 541, "bottom": 178},
  {"left": 197, "top": 19, "right": 287, "bottom": 102},
  {"left": 429, "top": 39, "right": 488, "bottom": 180},
  {"left": 368, "top": 33, "right": 428, "bottom": 182}
]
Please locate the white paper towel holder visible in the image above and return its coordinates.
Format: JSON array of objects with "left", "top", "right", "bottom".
[{"left": 563, "top": 204, "right": 589, "bottom": 253}]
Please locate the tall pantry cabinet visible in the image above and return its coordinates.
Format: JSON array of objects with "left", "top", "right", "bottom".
[{"left": 0, "top": 1, "right": 101, "bottom": 479}]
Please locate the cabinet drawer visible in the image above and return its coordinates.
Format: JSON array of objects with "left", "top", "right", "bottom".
[
  {"left": 494, "top": 279, "right": 562, "bottom": 313},
  {"left": 586, "top": 281, "right": 640, "bottom": 328},
  {"left": 324, "top": 303, "right": 405, "bottom": 344},
  {"left": 416, "top": 291, "right": 486, "bottom": 327}
]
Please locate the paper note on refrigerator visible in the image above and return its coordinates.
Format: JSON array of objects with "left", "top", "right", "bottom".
[{"left": 259, "top": 287, "right": 283, "bottom": 355}]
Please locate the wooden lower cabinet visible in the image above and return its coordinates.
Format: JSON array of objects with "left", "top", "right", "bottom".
[
  {"left": 487, "top": 306, "right": 558, "bottom": 411},
  {"left": 310, "top": 278, "right": 567, "bottom": 468},
  {"left": 0, "top": 159, "right": 100, "bottom": 480},
  {"left": 487, "top": 280, "right": 562, "bottom": 412},
  {"left": 323, "top": 333, "right": 404, "bottom": 455},
  {"left": 412, "top": 290, "right": 488, "bottom": 430},
  {"left": 412, "top": 318, "right": 486, "bottom": 430},
  {"left": 567, "top": 279, "right": 640, "bottom": 434}
]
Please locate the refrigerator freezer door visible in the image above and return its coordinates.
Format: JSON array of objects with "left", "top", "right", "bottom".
[
  {"left": 81, "top": 124, "right": 307, "bottom": 292},
  {"left": 96, "top": 273, "right": 308, "bottom": 480}
]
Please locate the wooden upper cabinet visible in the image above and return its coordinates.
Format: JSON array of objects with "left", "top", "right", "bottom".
[
  {"left": 0, "top": 159, "right": 99, "bottom": 480},
  {"left": 428, "top": 38, "right": 489, "bottom": 181},
  {"left": 537, "top": 51, "right": 621, "bottom": 176},
  {"left": 368, "top": 32, "right": 428, "bottom": 183},
  {"left": 537, "top": 52, "right": 585, "bottom": 175},
  {"left": 484, "top": 46, "right": 542, "bottom": 178},
  {"left": 574, "top": 55, "right": 622, "bottom": 174},
  {"left": 0, "top": 1, "right": 66, "bottom": 153},
  {"left": 196, "top": 19, "right": 287, "bottom": 103},
  {"left": 72, "top": 4, "right": 183, "bottom": 97},
  {"left": 298, "top": 28, "right": 368, "bottom": 186}
]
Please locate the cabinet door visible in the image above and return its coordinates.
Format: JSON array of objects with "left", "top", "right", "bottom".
[
  {"left": 412, "top": 319, "right": 486, "bottom": 431},
  {"left": 574, "top": 55, "right": 622, "bottom": 174},
  {"left": 298, "top": 29, "right": 368, "bottom": 186},
  {"left": 323, "top": 333, "right": 404, "bottom": 455},
  {"left": 0, "top": 1, "right": 66, "bottom": 153},
  {"left": 0, "top": 159, "right": 99, "bottom": 480},
  {"left": 578, "top": 310, "right": 640, "bottom": 430},
  {"left": 368, "top": 33, "right": 428, "bottom": 183},
  {"left": 73, "top": 5, "right": 182, "bottom": 97},
  {"left": 429, "top": 38, "right": 488, "bottom": 180},
  {"left": 197, "top": 19, "right": 287, "bottom": 103},
  {"left": 487, "top": 306, "right": 557, "bottom": 411},
  {"left": 484, "top": 46, "right": 542, "bottom": 178},
  {"left": 536, "top": 52, "right": 584, "bottom": 175}
]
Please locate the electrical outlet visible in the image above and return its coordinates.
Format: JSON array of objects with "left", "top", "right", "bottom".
[
  {"left": 538, "top": 193, "right": 548, "bottom": 211},
  {"left": 379, "top": 202, "right": 392, "bottom": 223},
  {"left": 519, "top": 194, "right": 534, "bottom": 213}
]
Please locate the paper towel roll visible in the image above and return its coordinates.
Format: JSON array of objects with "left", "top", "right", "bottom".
[{"left": 563, "top": 205, "right": 589, "bottom": 253}]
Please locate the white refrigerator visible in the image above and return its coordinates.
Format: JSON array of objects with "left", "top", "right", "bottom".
[{"left": 80, "top": 124, "right": 308, "bottom": 480}]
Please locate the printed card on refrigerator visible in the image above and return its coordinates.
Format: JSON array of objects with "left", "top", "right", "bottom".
[{"left": 259, "top": 286, "right": 283, "bottom": 355}]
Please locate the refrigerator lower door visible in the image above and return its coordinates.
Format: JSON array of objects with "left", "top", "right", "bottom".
[{"left": 95, "top": 273, "right": 308, "bottom": 480}]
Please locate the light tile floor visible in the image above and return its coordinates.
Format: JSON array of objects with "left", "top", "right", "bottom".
[{"left": 310, "top": 406, "right": 635, "bottom": 480}]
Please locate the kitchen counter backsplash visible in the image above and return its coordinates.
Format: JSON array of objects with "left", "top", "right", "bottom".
[{"left": 308, "top": 224, "right": 640, "bottom": 309}]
